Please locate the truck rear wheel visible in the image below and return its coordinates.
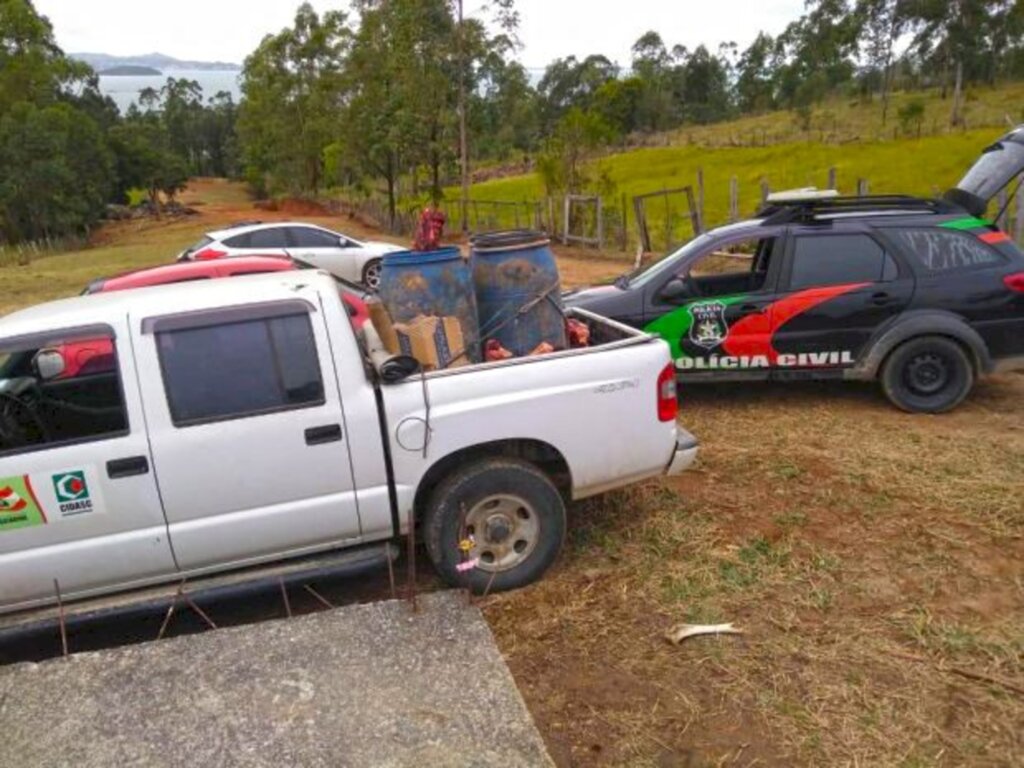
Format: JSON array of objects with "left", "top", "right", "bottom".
[
  {"left": 423, "top": 458, "right": 566, "bottom": 593},
  {"left": 881, "top": 336, "right": 974, "bottom": 414}
]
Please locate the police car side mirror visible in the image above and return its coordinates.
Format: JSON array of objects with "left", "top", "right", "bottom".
[{"left": 659, "top": 277, "right": 692, "bottom": 304}]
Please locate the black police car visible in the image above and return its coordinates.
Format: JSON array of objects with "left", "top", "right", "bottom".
[{"left": 566, "top": 126, "right": 1024, "bottom": 413}]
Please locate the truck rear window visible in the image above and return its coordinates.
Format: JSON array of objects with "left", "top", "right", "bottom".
[
  {"left": 893, "top": 229, "right": 1005, "bottom": 272},
  {"left": 156, "top": 314, "right": 325, "bottom": 426}
]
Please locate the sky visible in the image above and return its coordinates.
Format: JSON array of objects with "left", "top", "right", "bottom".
[{"left": 34, "top": 0, "right": 806, "bottom": 69}]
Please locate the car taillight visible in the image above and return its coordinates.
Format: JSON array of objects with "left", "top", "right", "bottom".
[
  {"left": 193, "top": 247, "right": 227, "bottom": 261},
  {"left": 657, "top": 363, "right": 678, "bottom": 422},
  {"left": 1004, "top": 272, "right": 1024, "bottom": 293}
]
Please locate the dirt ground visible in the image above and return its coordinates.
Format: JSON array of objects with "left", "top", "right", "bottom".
[{"left": 5, "top": 180, "right": 1022, "bottom": 766}]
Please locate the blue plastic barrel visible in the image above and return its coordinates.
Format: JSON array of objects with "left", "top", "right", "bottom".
[
  {"left": 379, "top": 247, "right": 481, "bottom": 364},
  {"left": 471, "top": 231, "right": 567, "bottom": 356}
]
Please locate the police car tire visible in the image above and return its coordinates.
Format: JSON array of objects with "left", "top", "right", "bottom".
[
  {"left": 423, "top": 458, "right": 566, "bottom": 594},
  {"left": 881, "top": 336, "right": 974, "bottom": 414}
]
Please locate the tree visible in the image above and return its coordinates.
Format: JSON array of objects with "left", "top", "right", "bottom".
[
  {"left": 775, "top": 0, "right": 860, "bottom": 108},
  {"left": 537, "top": 55, "right": 619, "bottom": 130},
  {"left": 736, "top": 33, "right": 777, "bottom": 113},
  {"left": 536, "top": 107, "right": 614, "bottom": 196},
  {"left": 0, "top": 102, "right": 114, "bottom": 241},
  {"left": 856, "top": 0, "right": 910, "bottom": 124},
  {"left": 237, "top": 3, "right": 351, "bottom": 194},
  {"left": 679, "top": 45, "right": 733, "bottom": 124},
  {"left": 0, "top": 0, "right": 118, "bottom": 243},
  {"left": 108, "top": 115, "right": 188, "bottom": 211}
]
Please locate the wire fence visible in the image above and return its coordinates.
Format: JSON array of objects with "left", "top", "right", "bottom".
[
  {"left": 0, "top": 233, "right": 90, "bottom": 267},
  {"left": 334, "top": 171, "right": 1024, "bottom": 258}
]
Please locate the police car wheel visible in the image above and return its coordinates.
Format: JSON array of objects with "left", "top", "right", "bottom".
[
  {"left": 881, "top": 336, "right": 974, "bottom": 414},
  {"left": 424, "top": 458, "right": 566, "bottom": 594}
]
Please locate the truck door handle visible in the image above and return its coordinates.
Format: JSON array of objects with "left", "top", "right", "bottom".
[
  {"left": 107, "top": 456, "right": 150, "bottom": 479},
  {"left": 305, "top": 424, "right": 342, "bottom": 446}
]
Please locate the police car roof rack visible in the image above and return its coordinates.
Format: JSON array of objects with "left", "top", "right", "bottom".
[{"left": 758, "top": 195, "right": 958, "bottom": 225}]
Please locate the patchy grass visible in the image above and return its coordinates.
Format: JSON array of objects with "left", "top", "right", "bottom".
[{"left": 484, "top": 374, "right": 1024, "bottom": 766}]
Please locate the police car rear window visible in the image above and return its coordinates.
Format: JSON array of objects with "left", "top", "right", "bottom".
[{"left": 894, "top": 229, "right": 1005, "bottom": 272}]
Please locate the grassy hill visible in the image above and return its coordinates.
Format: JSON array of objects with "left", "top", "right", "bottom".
[{"left": 455, "top": 84, "right": 1023, "bottom": 249}]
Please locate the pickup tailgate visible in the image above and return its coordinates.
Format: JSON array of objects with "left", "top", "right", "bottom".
[{"left": 382, "top": 311, "right": 693, "bottom": 502}]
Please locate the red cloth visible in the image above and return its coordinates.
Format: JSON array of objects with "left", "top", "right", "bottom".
[
  {"left": 414, "top": 207, "right": 447, "bottom": 251},
  {"left": 485, "top": 339, "right": 514, "bottom": 361},
  {"left": 566, "top": 319, "right": 591, "bottom": 347}
]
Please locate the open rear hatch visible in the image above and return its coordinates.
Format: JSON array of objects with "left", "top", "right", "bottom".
[{"left": 945, "top": 125, "right": 1024, "bottom": 217}]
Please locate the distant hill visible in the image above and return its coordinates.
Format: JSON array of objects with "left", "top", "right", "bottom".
[
  {"left": 99, "top": 65, "right": 162, "bottom": 77},
  {"left": 72, "top": 52, "right": 240, "bottom": 72}
]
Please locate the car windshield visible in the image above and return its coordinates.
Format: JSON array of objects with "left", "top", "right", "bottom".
[
  {"left": 622, "top": 233, "right": 716, "bottom": 289},
  {"left": 185, "top": 235, "right": 213, "bottom": 254}
]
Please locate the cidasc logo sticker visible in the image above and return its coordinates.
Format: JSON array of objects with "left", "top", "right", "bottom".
[{"left": 52, "top": 471, "right": 94, "bottom": 517}]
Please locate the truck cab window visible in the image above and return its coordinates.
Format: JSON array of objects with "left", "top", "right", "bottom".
[
  {"left": 0, "top": 333, "right": 127, "bottom": 455},
  {"left": 157, "top": 314, "right": 325, "bottom": 426}
]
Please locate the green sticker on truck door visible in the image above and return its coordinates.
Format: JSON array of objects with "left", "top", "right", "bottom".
[
  {"left": 0, "top": 476, "right": 47, "bottom": 530},
  {"left": 0, "top": 466, "right": 104, "bottom": 532}
]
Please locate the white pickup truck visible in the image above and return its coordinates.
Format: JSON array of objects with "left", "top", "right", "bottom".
[{"left": 0, "top": 271, "right": 697, "bottom": 617}]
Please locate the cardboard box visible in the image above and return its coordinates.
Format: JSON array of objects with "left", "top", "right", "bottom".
[
  {"left": 393, "top": 315, "right": 469, "bottom": 371},
  {"left": 367, "top": 300, "right": 400, "bottom": 355}
]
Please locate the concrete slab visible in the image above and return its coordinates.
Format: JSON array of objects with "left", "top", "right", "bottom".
[{"left": 0, "top": 592, "right": 553, "bottom": 768}]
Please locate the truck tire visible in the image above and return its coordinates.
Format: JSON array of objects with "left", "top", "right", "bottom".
[
  {"left": 881, "top": 336, "right": 974, "bottom": 414},
  {"left": 423, "top": 458, "right": 566, "bottom": 593},
  {"left": 362, "top": 259, "right": 382, "bottom": 290}
]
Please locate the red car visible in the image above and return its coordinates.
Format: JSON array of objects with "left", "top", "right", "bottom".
[
  {"left": 83, "top": 255, "right": 295, "bottom": 294},
  {"left": 59, "top": 257, "right": 369, "bottom": 379}
]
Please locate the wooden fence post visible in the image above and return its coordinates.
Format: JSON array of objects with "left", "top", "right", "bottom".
[
  {"left": 620, "top": 193, "right": 628, "bottom": 252},
  {"left": 760, "top": 179, "right": 771, "bottom": 204},
  {"left": 857, "top": 178, "right": 870, "bottom": 196},
  {"left": 729, "top": 177, "right": 739, "bottom": 223},
  {"left": 827, "top": 167, "right": 837, "bottom": 191},
  {"left": 563, "top": 196, "right": 571, "bottom": 245},
  {"left": 633, "top": 196, "right": 651, "bottom": 253},
  {"left": 596, "top": 196, "right": 604, "bottom": 250},
  {"left": 696, "top": 168, "right": 705, "bottom": 233},
  {"left": 684, "top": 186, "right": 701, "bottom": 238}
]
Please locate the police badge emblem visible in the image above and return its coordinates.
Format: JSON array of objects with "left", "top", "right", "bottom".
[{"left": 689, "top": 301, "right": 729, "bottom": 350}]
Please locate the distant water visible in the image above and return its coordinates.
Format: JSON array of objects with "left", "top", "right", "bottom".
[{"left": 97, "top": 69, "right": 243, "bottom": 112}]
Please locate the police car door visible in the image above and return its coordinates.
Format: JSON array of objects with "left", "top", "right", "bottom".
[
  {"left": 0, "top": 323, "right": 177, "bottom": 613},
  {"left": 770, "top": 226, "right": 913, "bottom": 376},
  {"left": 644, "top": 229, "right": 787, "bottom": 379}
]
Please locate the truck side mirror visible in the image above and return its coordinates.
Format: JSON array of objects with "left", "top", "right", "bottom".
[
  {"left": 33, "top": 349, "right": 66, "bottom": 381},
  {"left": 659, "top": 277, "right": 692, "bottom": 304}
]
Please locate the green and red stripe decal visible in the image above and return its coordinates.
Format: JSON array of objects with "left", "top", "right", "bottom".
[
  {"left": 722, "top": 283, "right": 868, "bottom": 362},
  {"left": 941, "top": 216, "right": 1011, "bottom": 244}
]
